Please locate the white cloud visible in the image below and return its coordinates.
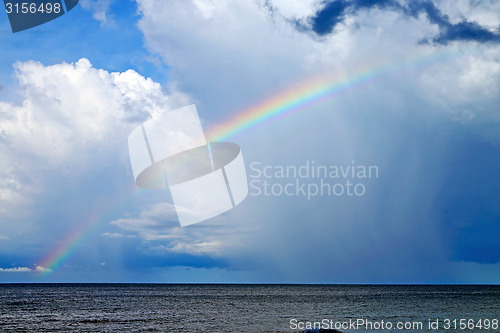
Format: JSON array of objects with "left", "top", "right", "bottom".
[
  {"left": 109, "top": 201, "right": 255, "bottom": 256},
  {"left": 34, "top": 265, "right": 52, "bottom": 273},
  {"left": 102, "top": 232, "right": 136, "bottom": 238},
  {"left": 136, "top": 0, "right": 320, "bottom": 112},
  {"left": 171, "top": 241, "right": 223, "bottom": 255},
  {"left": 109, "top": 203, "right": 186, "bottom": 241},
  {"left": 149, "top": 241, "right": 224, "bottom": 256},
  {"left": 0, "top": 267, "right": 32, "bottom": 272},
  {"left": 80, "top": 0, "right": 114, "bottom": 25},
  {"left": 1, "top": 59, "right": 165, "bottom": 163},
  {"left": 268, "top": 0, "right": 322, "bottom": 19},
  {"left": 109, "top": 218, "right": 183, "bottom": 241},
  {"left": 140, "top": 202, "right": 179, "bottom": 220},
  {"left": 0, "top": 58, "right": 189, "bottom": 239},
  {"left": 0, "top": 58, "right": 168, "bottom": 165},
  {"left": 435, "top": 0, "right": 500, "bottom": 27},
  {"left": 0, "top": 265, "right": 51, "bottom": 272},
  {"left": 458, "top": 55, "right": 500, "bottom": 94}
]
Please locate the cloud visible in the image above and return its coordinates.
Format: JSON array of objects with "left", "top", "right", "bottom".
[
  {"left": 2, "top": 58, "right": 166, "bottom": 158},
  {"left": 151, "top": 242, "right": 224, "bottom": 256},
  {"left": 405, "top": 1, "right": 500, "bottom": 44},
  {"left": 136, "top": 0, "right": 323, "bottom": 114},
  {"left": 0, "top": 267, "right": 32, "bottom": 272},
  {"left": 80, "top": 0, "right": 115, "bottom": 25},
  {"left": 0, "top": 58, "right": 177, "bottom": 218},
  {"left": 101, "top": 232, "right": 137, "bottom": 238},
  {"left": 34, "top": 265, "right": 52, "bottom": 273},
  {"left": 109, "top": 203, "right": 183, "bottom": 241},
  {"left": 0, "top": 266, "right": 51, "bottom": 273},
  {"left": 264, "top": 0, "right": 322, "bottom": 19},
  {"left": 170, "top": 241, "right": 223, "bottom": 255},
  {"left": 305, "top": 0, "right": 500, "bottom": 44},
  {"left": 438, "top": 0, "right": 500, "bottom": 27},
  {"left": 108, "top": 201, "right": 253, "bottom": 258},
  {"left": 0, "top": 57, "right": 193, "bottom": 256}
]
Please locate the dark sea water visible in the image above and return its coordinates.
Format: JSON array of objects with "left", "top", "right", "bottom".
[{"left": 0, "top": 284, "right": 498, "bottom": 332}]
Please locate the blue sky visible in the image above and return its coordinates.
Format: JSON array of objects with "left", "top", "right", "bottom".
[{"left": 0, "top": 0, "right": 499, "bottom": 283}]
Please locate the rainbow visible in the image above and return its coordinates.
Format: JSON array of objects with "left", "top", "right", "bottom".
[
  {"left": 37, "top": 201, "right": 108, "bottom": 275},
  {"left": 206, "top": 49, "right": 459, "bottom": 142},
  {"left": 37, "top": 184, "right": 144, "bottom": 275},
  {"left": 37, "top": 48, "right": 461, "bottom": 275}
]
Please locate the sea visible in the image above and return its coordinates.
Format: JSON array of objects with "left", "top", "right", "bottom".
[{"left": 0, "top": 284, "right": 498, "bottom": 332}]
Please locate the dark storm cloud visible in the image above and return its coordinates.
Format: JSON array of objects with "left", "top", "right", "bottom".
[
  {"left": 122, "top": 248, "right": 231, "bottom": 270},
  {"left": 438, "top": 141, "right": 500, "bottom": 264},
  {"left": 308, "top": 0, "right": 500, "bottom": 44}
]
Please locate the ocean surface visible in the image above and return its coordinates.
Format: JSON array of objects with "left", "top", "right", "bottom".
[{"left": 0, "top": 284, "right": 498, "bottom": 332}]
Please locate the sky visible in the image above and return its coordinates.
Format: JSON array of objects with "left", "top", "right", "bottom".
[{"left": 0, "top": 0, "right": 499, "bottom": 283}]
